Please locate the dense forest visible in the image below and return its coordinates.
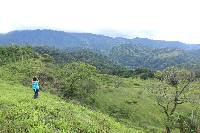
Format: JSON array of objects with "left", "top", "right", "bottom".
[
  {"left": 109, "top": 43, "right": 200, "bottom": 70},
  {"left": 0, "top": 45, "right": 200, "bottom": 132}
]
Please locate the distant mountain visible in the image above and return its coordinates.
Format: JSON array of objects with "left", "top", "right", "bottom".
[
  {"left": 0, "top": 30, "right": 128, "bottom": 53},
  {"left": 1, "top": 29, "right": 200, "bottom": 70},
  {"left": 131, "top": 37, "right": 200, "bottom": 50},
  {"left": 0, "top": 29, "right": 200, "bottom": 52}
]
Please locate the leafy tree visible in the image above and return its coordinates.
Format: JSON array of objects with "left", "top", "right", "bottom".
[
  {"left": 0, "top": 45, "right": 35, "bottom": 66},
  {"left": 60, "top": 62, "right": 98, "bottom": 100},
  {"left": 149, "top": 67, "right": 197, "bottom": 133}
]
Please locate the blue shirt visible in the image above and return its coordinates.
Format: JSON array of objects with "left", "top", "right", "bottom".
[{"left": 32, "top": 81, "right": 39, "bottom": 90}]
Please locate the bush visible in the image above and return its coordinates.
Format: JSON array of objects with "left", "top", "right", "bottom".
[{"left": 59, "top": 62, "right": 98, "bottom": 100}]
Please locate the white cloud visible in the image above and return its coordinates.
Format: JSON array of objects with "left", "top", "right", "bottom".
[{"left": 0, "top": 0, "right": 200, "bottom": 43}]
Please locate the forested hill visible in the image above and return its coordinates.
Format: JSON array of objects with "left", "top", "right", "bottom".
[
  {"left": 0, "top": 29, "right": 200, "bottom": 50},
  {"left": 1, "top": 29, "right": 200, "bottom": 70},
  {"left": 109, "top": 44, "right": 200, "bottom": 70}
]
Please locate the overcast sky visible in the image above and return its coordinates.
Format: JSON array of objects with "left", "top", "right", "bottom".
[{"left": 0, "top": 0, "right": 200, "bottom": 43}]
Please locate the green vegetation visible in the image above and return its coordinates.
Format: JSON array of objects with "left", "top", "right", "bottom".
[
  {"left": 0, "top": 45, "right": 35, "bottom": 66},
  {"left": 149, "top": 68, "right": 199, "bottom": 132},
  {"left": 0, "top": 80, "right": 139, "bottom": 133},
  {"left": 0, "top": 45, "right": 200, "bottom": 132},
  {"left": 1, "top": 29, "right": 200, "bottom": 71},
  {"left": 90, "top": 76, "right": 165, "bottom": 132},
  {"left": 109, "top": 44, "right": 200, "bottom": 70},
  {"left": 90, "top": 74, "right": 200, "bottom": 132}
]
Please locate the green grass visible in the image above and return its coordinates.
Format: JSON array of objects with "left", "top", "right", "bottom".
[
  {"left": 92, "top": 76, "right": 164, "bottom": 132},
  {"left": 91, "top": 75, "right": 197, "bottom": 132},
  {"left": 0, "top": 59, "right": 198, "bottom": 132},
  {"left": 0, "top": 80, "right": 142, "bottom": 133}
]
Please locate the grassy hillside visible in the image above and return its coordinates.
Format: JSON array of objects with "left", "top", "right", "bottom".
[
  {"left": 90, "top": 74, "right": 199, "bottom": 132},
  {"left": 1, "top": 46, "right": 199, "bottom": 132},
  {"left": 0, "top": 80, "right": 141, "bottom": 133},
  {"left": 0, "top": 55, "right": 160, "bottom": 132},
  {"left": 92, "top": 76, "right": 164, "bottom": 130}
]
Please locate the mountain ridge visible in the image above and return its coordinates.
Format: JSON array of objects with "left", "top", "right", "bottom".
[
  {"left": 1, "top": 29, "right": 200, "bottom": 70},
  {"left": 0, "top": 29, "right": 200, "bottom": 50}
]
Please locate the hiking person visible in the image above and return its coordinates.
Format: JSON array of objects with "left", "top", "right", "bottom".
[{"left": 32, "top": 77, "right": 40, "bottom": 99}]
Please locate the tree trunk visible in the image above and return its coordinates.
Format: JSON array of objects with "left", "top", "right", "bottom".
[{"left": 166, "top": 126, "right": 171, "bottom": 133}]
